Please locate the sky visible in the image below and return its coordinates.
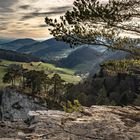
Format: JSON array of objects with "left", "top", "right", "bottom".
[
  {"left": 0, "top": 0, "right": 138, "bottom": 40},
  {"left": 0, "top": 0, "right": 75, "bottom": 40},
  {"left": 0, "top": 0, "right": 109, "bottom": 40}
]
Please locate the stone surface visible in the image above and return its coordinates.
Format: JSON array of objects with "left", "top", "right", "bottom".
[
  {"left": 0, "top": 106, "right": 140, "bottom": 140},
  {"left": 0, "top": 88, "right": 47, "bottom": 121}
]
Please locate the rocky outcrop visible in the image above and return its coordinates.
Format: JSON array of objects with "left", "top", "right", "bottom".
[
  {"left": 0, "top": 88, "right": 47, "bottom": 121},
  {"left": 0, "top": 106, "right": 140, "bottom": 140}
]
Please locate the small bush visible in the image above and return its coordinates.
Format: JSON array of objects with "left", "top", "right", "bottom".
[{"left": 63, "top": 100, "right": 84, "bottom": 113}]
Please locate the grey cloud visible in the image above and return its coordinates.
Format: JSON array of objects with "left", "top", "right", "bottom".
[
  {"left": 50, "top": 6, "right": 72, "bottom": 12},
  {"left": 0, "top": 0, "right": 74, "bottom": 38},
  {"left": 38, "top": 24, "right": 48, "bottom": 28},
  {"left": 0, "top": 27, "right": 7, "bottom": 31},
  {"left": 0, "top": 22, "right": 9, "bottom": 26},
  {"left": 15, "top": 22, "right": 30, "bottom": 26},
  {"left": 19, "top": 5, "right": 30, "bottom": 10},
  {"left": 20, "top": 5, "right": 72, "bottom": 21},
  {"left": 32, "top": 24, "right": 48, "bottom": 29},
  {"left": 21, "top": 15, "right": 35, "bottom": 20},
  {"left": 27, "top": 0, "right": 38, "bottom": 2},
  {"left": 0, "top": 0, "right": 18, "bottom": 7},
  {"left": 0, "top": 22, "right": 9, "bottom": 31},
  {"left": 21, "top": 11, "right": 64, "bottom": 20},
  {"left": 0, "top": 0, "right": 18, "bottom": 12},
  {"left": 0, "top": 17, "right": 11, "bottom": 21},
  {"left": 0, "top": 7, "right": 14, "bottom": 13}
]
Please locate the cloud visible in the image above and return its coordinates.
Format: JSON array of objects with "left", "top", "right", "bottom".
[
  {"left": 0, "top": 7, "right": 14, "bottom": 13},
  {"left": 0, "top": 0, "right": 74, "bottom": 39},
  {"left": 50, "top": 6, "right": 72, "bottom": 12},
  {"left": 0, "top": 0, "right": 18, "bottom": 8},
  {"left": 21, "top": 11, "right": 64, "bottom": 20},
  {"left": 19, "top": 5, "right": 30, "bottom": 10},
  {"left": 21, "top": 5, "right": 72, "bottom": 21},
  {"left": 38, "top": 24, "right": 48, "bottom": 28},
  {"left": 21, "top": 15, "right": 35, "bottom": 20},
  {"left": 0, "top": 27, "right": 7, "bottom": 31},
  {"left": 0, "top": 0, "right": 18, "bottom": 12}
]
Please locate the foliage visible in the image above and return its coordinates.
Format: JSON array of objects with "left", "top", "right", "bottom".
[
  {"left": 0, "top": 60, "right": 81, "bottom": 87},
  {"left": 96, "top": 86, "right": 110, "bottom": 105},
  {"left": 1, "top": 60, "right": 140, "bottom": 107},
  {"left": 101, "top": 59, "right": 140, "bottom": 75},
  {"left": 62, "top": 59, "right": 140, "bottom": 106},
  {"left": 133, "top": 95, "right": 140, "bottom": 106},
  {"left": 3, "top": 64, "right": 24, "bottom": 86},
  {"left": 3, "top": 73, "right": 13, "bottom": 84},
  {"left": 65, "top": 86, "right": 88, "bottom": 106},
  {"left": 45, "top": 0, "right": 140, "bottom": 57},
  {"left": 1, "top": 63, "right": 70, "bottom": 108},
  {"left": 0, "top": 49, "right": 40, "bottom": 62},
  {"left": 24, "top": 70, "right": 49, "bottom": 94},
  {"left": 49, "top": 73, "right": 65, "bottom": 100},
  {"left": 63, "top": 100, "right": 84, "bottom": 113}
]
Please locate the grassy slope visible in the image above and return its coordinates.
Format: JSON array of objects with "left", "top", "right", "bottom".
[{"left": 0, "top": 60, "right": 81, "bottom": 87}]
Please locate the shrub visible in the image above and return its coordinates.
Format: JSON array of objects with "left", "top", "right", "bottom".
[{"left": 63, "top": 100, "right": 84, "bottom": 113}]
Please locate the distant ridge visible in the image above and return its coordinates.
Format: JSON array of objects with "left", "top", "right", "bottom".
[
  {"left": 0, "top": 39, "right": 14, "bottom": 44},
  {"left": 17, "top": 38, "right": 71, "bottom": 58},
  {"left": 0, "top": 49, "right": 41, "bottom": 62},
  {"left": 0, "top": 37, "right": 128, "bottom": 73},
  {"left": 0, "top": 38, "right": 38, "bottom": 51}
]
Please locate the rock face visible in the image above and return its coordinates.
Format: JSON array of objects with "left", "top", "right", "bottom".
[
  {"left": 0, "top": 88, "right": 47, "bottom": 121},
  {"left": 0, "top": 106, "right": 140, "bottom": 140}
]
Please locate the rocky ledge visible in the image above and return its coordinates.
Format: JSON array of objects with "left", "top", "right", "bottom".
[{"left": 0, "top": 106, "right": 140, "bottom": 140}]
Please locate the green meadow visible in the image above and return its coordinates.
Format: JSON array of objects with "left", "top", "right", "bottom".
[{"left": 0, "top": 60, "right": 82, "bottom": 87}]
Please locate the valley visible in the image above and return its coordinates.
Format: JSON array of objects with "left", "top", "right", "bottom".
[
  {"left": 0, "top": 60, "right": 81, "bottom": 88},
  {"left": 0, "top": 38, "right": 129, "bottom": 75}
]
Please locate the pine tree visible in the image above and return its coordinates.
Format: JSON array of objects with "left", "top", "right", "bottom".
[{"left": 45, "top": 0, "right": 140, "bottom": 58}]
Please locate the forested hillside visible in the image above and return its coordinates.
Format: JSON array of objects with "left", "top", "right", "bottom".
[{"left": 0, "top": 49, "right": 41, "bottom": 62}]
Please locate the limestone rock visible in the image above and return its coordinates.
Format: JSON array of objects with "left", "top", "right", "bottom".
[
  {"left": 0, "top": 88, "right": 47, "bottom": 121},
  {"left": 26, "top": 106, "right": 140, "bottom": 140},
  {"left": 1, "top": 106, "right": 139, "bottom": 140}
]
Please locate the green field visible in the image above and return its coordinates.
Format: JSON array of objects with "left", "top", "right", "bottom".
[{"left": 0, "top": 60, "right": 82, "bottom": 87}]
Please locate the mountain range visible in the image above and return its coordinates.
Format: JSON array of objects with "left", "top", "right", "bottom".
[
  {"left": 0, "top": 38, "right": 38, "bottom": 51},
  {"left": 0, "top": 38, "right": 128, "bottom": 74}
]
